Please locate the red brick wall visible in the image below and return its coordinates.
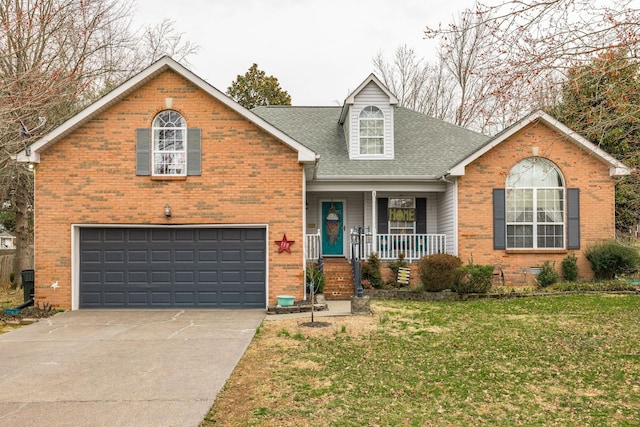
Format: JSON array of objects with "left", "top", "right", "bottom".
[
  {"left": 33, "top": 70, "right": 304, "bottom": 309},
  {"left": 457, "top": 121, "right": 616, "bottom": 285}
]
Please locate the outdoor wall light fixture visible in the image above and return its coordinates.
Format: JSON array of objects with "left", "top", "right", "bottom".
[{"left": 164, "top": 203, "right": 172, "bottom": 218}]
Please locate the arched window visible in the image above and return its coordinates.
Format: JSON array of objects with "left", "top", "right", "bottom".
[
  {"left": 506, "top": 157, "right": 565, "bottom": 248},
  {"left": 359, "top": 106, "right": 384, "bottom": 155},
  {"left": 152, "top": 110, "right": 186, "bottom": 175}
]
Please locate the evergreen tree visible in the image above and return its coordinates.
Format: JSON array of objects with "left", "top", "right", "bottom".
[
  {"left": 551, "top": 50, "right": 640, "bottom": 234},
  {"left": 227, "top": 64, "right": 292, "bottom": 109}
]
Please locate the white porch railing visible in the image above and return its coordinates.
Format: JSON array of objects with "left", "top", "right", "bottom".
[
  {"left": 305, "top": 231, "right": 322, "bottom": 261},
  {"left": 306, "top": 232, "right": 447, "bottom": 263},
  {"left": 370, "top": 233, "right": 447, "bottom": 262}
]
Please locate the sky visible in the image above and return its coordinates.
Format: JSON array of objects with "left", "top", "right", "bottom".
[{"left": 133, "top": 0, "right": 475, "bottom": 106}]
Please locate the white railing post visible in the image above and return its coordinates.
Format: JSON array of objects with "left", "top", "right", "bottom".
[{"left": 304, "top": 231, "right": 322, "bottom": 262}]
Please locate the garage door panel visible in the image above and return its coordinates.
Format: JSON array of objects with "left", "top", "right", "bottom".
[
  {"left": 150, "top": 250, "right": 171, "bottom": 263},
  {"left": 105, "top": 229, "right": 126, "bottom": 242},
  {"left": 105, "top": 250, "right": 125, "bottom": 263},
  {"left": 245, "top": 249, "right": 264, "bottom": 262},
  {"left": 175, "top": 271, "right": 195, "bottom": 283},
  {"left": 175, "top": 292, "right": 195, "bottom": 304},
  {"left": 81, "top": 292, "right": 101, "bottom": 305},
  {"left": 198, "top": 270, "right": 218, "bottom": 283},
  {"left": 128, "top": 251, "right": 148, "bottom": 263},
  {"left": 175, "top": 229, "right": 195, "bottom": 241},
  {"left": 127, "top": 292, "right": 148, "bottom": 305},
  {"left": 198, "top": 250, "right": 218, "bottom": 262},
  {"left": 105, "top": 271, "right": 124, "bottom": 284},
  {"left": 82, "top": 250, "right": 101, "bottom": 263},
  {"left": 128, "top": 271, "right": 148, "bottom": 283},
  {"left": 80, "top": 227, "right": 266, "bottom": 308},
  {"left": 244, "top": 292, "right": 265, "bottom": 304},
  {"left": 221, "top": 229, "right": 242, "bottom": 241},
  {"left": 220, "top": 292, "right": 242, "bottom": 305},
  {"left": 222, "top": 250, "right": 241, "bottom": 262},
  {"left": 221, "top": 271, "right": 241, "bottom": 283},
  {"left": 150, "top": 292, "right": 172, "bottom": 305},
  {"left": 151, "top": 271, "right": 172, "bottom": 284},
  {"left": 81, "top": 271, "right": 101, "bottom": 284},
  {"left": 151, "top": 229, "right": 171, "bottom": 241},
  {"left": 128, "top": 229, "right": 148, "bottom": 241},
  {"left": 197, "top": 229, "right": 219, "bottom": 241},
  {"left": 104, "top": 291, "right": 125, "bottom": 304},
  {"left": 175, "top": 250, "right": 195, "bottom": 262},
  {"left": 245, "top": 270, "right": 266, "bottom": 282},
  {"left": 245, "top": 228, "right": 266, "bottom": 241}
]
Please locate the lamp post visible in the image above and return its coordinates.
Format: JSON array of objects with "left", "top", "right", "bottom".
[
  {"left": 350, "top": 226, "right": 364, "bottom": 298},
  {"left": 349, "top": 225, "right": 371, "bottom": 314}
]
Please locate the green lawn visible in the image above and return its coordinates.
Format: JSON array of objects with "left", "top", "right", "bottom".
[{"left": 206, "top": 294, "right": 640, "bottom": 426}]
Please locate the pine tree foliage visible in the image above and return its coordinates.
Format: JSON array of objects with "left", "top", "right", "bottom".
[
  {"left": 227, "top": 64, "right": 292, "bottom": 109},
  {"left": 551, "top": 50, "right": 640, "bottom": 233}
]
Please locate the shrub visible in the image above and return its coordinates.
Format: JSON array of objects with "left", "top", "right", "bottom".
[
  {"left": 585, "top": 240, "right": 640, "bottom": 280},
  {"left": 418, "top": 253, "right": 462, "bottom": 292},
  {"left": 547, "top": 280, "right": 638, "bottom": 292},
  {"left": 387, "top": 253, "right": 408, "bottom": 287},
  {"left": 305, "top": 264, "right": 325, "bottom": 294},
  {"left": 561, "top": 253, "right": 579, "bottom": 282},
  {"left": 536, "top": 261, "right": 559, "bottom": 287},
  {"left": 453, "top": 263, "right": 494, "bottom": 293},
  {"left": 362, "top": 253, "right": 383, "bottom": 289}
]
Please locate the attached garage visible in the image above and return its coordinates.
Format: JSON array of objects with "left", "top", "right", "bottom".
[{"left": 78, "top": 227, "right": 266, "bottom": 308}]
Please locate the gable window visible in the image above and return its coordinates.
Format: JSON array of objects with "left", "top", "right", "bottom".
[
  {"left": 359, "top": 106, "right": 384, "bottom": 155},
  {"left": 505, "top": 157, "right": 565, "bottom": 249},
  {"left": 152, "top": 110, "right": 187, "bottom": 176}
]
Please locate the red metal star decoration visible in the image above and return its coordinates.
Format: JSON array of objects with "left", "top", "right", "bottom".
[{"left": 275, "top": 233, "right": 294, "bottom": 253}]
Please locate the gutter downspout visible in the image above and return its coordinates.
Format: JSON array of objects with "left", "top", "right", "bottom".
[{"left": 302, "top": 154, "right": 321, "bottom": 301}]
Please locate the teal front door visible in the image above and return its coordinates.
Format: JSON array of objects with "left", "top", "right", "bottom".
[{"left": 321, "top": 201, "right": 344, "bottom": 256}]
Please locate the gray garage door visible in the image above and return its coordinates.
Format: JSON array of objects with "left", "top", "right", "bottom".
[{"left": 79, "top": 227, "right": 266, "bottom": 308}]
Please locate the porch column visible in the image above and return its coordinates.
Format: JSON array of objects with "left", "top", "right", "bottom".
[
  {"left": 371, "top": 191, "right": 377, "bottom": 255},
  {"left": 371, "top": 191, "right": 377, "bottom": 235}
]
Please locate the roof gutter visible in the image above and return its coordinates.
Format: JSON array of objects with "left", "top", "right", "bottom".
[{"left": 315, "top": 174, "right": 439, "bottom": 181}]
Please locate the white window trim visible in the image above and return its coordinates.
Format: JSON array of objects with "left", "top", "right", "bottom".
[
  {"left": 151, "top": 110, "right": 187, "bottom": 176},
  {"left": 358, "top": 105, "right": 385, "bottom": 158},
  {"left": 505, "top": 158, "right": 566, "bottom": 250},
  {"left": 506, "top": 188, "right": 566, "bottom": 249}
]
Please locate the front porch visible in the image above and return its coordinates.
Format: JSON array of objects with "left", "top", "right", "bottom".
[
  {"left": 305, "top": 231, "right": 446, "bottom": 263},
  {"left": 304, "top": 189, "right": 455, "bottom": 263}
]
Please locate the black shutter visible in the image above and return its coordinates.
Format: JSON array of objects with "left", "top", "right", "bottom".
[
  {"left": 187, "top": 128, "right": 201, "bottom": 176},
  {"left": 136, "top": 128, "right": 151, "bottom": 176},
  {"left": 377, "top": 198, "right": 388, "bottom": 234},
  {"left": 416, "top": 198, "right": 427, "bottom": 234},
  {"left": 567, "top": 188, "right": 580, "bottom": 249},
  {"left": 493, "top": 189, "right": 506, "bottom": 249}
]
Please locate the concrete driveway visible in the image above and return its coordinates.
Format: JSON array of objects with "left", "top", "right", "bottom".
[{"left": 0, "top": 309, "right": 265, "bottom": 427}]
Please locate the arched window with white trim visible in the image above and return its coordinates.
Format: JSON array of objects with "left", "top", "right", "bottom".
[
  {"left": 152, "top": 110, "right": 187, "bottom": 176},
  {"left": 505, "top": 157, "right": 565, "bottom": 249},
  {"left": 359, "top": 106, "right": 384, "bottom": 155}
]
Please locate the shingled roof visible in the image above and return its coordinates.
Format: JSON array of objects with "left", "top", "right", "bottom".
[{"left": 253, "top": 105, "right": 490, "bottom": 180}]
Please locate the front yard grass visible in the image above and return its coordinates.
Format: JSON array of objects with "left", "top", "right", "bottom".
[{"left": 204, "top": 294, "right": 640, "bottom": 426}]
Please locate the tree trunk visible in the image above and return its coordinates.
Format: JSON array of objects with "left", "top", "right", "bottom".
[{"left": 10, "top": 174, "right": 32, "bottom": 290}]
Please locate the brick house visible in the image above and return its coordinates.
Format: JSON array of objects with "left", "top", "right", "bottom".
[{"left": 16, "top": 57, "right": 630, "bottom": 309}]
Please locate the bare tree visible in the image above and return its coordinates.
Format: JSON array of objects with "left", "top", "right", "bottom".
[
  {"left": 374, "top": 45, "right": 457, "bottom": 121},
  {"left": 139, "top": 19, "right": 199, "bottom": 68},
  {"left": 425, "top": 0, "right": 640, "bottom": 127},
  {"left": 0, "top": 0, "right": 198, "bottom": 288}
]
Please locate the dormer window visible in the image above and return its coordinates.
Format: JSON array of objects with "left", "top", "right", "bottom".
[{"left": 359, "top": 106, "right": 384, "bottom": 155}]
